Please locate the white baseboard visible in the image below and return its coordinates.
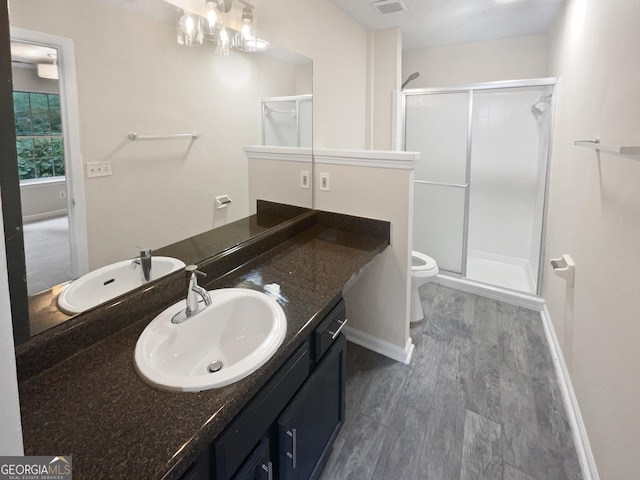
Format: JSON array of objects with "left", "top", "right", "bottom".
[
  {"left": 540, "top": 306, "right": 600, "bottom": 480},
  {"left": 23, "top": 209, "right": 67, "bottom": 224},
  {"left": 434, "top": 274, "right": 545, "bottom": 311},
  {"left": 343, "top": 326, "right": 415, "bottom": 365}
]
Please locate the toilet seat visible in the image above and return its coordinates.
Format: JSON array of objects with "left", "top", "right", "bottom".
[
  {"left": 411, "top": 251, "right": 438, "bottom": 273},
  {"left": 410, "top": 251, "right": 439, "bottom": 323}
]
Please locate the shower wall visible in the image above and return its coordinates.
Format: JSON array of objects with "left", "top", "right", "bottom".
[{"left": 468, "top": 88, "right": 545, "bottom": 289}]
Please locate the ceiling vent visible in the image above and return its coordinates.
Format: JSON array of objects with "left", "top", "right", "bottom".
[{"left": 371, "top": 0, "right": 408, "bottom": 15}]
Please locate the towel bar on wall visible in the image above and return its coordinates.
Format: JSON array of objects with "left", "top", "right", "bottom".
[
  {"left": 128, "top": 132, "right": 200, "bottom": 141},
  {"left": 575, "top": 140, "right": 640, "bottom": 156}
]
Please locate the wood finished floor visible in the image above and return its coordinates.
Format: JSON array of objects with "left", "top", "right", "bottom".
[{"left": 318, "top": 285, "right": 583, "bottom": 480}]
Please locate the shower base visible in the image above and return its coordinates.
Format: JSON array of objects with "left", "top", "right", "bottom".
[
  {"left": 465, "top": 250, "right": 536, "bottom": 294},
  {"left": 434, "top": 273, "right": 543, "bottom": 311}
]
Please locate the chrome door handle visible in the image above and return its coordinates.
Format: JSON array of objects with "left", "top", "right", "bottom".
[
  {"left": 261, "top": 461, "right": 273, "bottom": 480},
  {"left": 286, "top": 428, "right": 297, "bottom": 468},
  {"left": 328, "top": 318, "right": 348, "bottom": 340}
]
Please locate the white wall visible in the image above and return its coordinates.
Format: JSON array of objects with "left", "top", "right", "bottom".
[
  {"left": 367, "top": 28, "right": 402, "bottom": 150},
  {"left": 245, "top": 147, "right": 313, "bottom": 212},
  {"left": 20, "top": 180, "right": 67, "bottom": 221},
  {"left": 314, "top": 150, "right": 416, "bottom": 356},
  {"left": 403, "top": 34, "right": 548, "bottom": 88},
  {"left": 0, "top": 190, "right": 24, "bottom": 455},
  {"left": 544, "top": 0, "right": 640, "bottom": 478}
]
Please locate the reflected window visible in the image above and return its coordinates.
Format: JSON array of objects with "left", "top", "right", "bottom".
[{"left": 13, "top": 91, "right": 65, "bottom": 181}]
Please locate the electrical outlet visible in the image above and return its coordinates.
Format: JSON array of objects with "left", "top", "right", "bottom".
[
  {"left": 59, "top": 191, "right": 66, "bottom": 199},
  {"left": 300, "top": 171, "right": 310, "bottom": 189},
  {"left": 319, "top": 172, "right": 330, "bottom": 192},
  {"left": 87, "top": 161, "right": 112, "bottom": 178}
]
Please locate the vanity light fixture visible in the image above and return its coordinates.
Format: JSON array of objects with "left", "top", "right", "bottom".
[{"left": 177, "top": 0, "right": 260, "bottom": 54}]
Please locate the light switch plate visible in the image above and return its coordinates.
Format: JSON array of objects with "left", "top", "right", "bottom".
[
  {"left": 87, "top": 161, "right": 112, "bottom": 178},
  {"left": 319, "top": 172, "right": 330, "bottom": 192},
  {"left": 300, "top": 171, "right": 310, "bottom": 189}
]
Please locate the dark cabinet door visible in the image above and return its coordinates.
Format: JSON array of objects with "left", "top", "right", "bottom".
[
  {"left": 278, "top": 334, "right": 346, "bottom": 480},
  {"left": 213, "top": 343, "right": 310, "bottom": 480},
  {"left": 232, "top": 437, "right": 273, "bottom": 480}
]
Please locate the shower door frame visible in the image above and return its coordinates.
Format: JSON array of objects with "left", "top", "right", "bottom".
[
  {"left": 403, "top": 77, "right": 557, "bottom": 295},
  {"left": 261, "top": 94, "right": 313, "bottom": 147}
]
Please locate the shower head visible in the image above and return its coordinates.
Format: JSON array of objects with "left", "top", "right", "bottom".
[
  {"left": 532, "top": 102, "right": 550, "bottom": 113},
  {"left": 401, "top": 72, "right": 420, "bottom": 90},
  {"left": 531, "top": 94, "right": 551, "bottom": 113},
  {"left": 531, "top": 94, "right": 552, "bottom": 113}
]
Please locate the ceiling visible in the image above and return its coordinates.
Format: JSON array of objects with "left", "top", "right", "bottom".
[{"left": 330, "top": 0, "right": 566, "bottom": 50}]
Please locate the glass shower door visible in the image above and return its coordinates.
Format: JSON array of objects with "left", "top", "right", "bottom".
[{"left": 405, "top": 91, "right": 471, "bottom": 274}]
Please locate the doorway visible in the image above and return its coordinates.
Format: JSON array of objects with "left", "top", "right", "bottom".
[{"left": 10, "top": 28, "right": 88, "bottom": 295}]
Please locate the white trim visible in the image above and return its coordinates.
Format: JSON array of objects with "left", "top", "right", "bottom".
[
  {"left": 243, "top": 145, "right": 312, "bottom": 163},
  {"left": 313, "top": 148, "right": 419, "bottom": 170},
  {"left": 11, "top": 27, "right": 89, "bottom": 279},
  {"left": 261, "top": 94, "right": 312, "bottom": 103},
  {"left": 19, "top": 178, "right": 66, "bottom": 190},
  {"left": 23, "top": 209, "right": 67, "bottom": 224},
  {"left": 540, "top": 306, "right": 600, "bottom": 480},
  {"left": 343, "top": 326, "right": 415, "bottom": 365},
  {"left": 433, "top": 273, "right": 545, "bottom": 311},
  {"left": 403, "top": 77, "right": 558, "bottom": 95}
]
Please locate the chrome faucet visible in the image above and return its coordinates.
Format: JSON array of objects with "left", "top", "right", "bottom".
[
  {"left": 172, "top": 265, "right": 212, "bottom": 324},
  {"left": 131, "top": 248, "right": 152, "bottom": 282}
]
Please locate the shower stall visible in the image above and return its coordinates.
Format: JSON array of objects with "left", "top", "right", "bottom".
[
  {"left": 404, "top": 79, "right": 555, "bottom": 295},
  {"left": 261, "top": 94, "right": 312, "bottom": 147}
]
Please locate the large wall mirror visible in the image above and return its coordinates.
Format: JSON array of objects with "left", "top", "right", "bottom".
[{"left": 4, "top": 0, "right": 313, "bottom": 345}]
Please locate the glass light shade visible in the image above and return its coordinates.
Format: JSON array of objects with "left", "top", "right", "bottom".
[
  {"left": 177, "top": 11, "right": 203, "bottom": 47},
  {"left": 233, "top": 5, "right": 257, "bottom": 53},
  {"left": 237, "top": 20, "right": 257, "bottom": 52},
  {"left": 204, "top": 3, "right": 225, "bottom": 41},
  {"left": 215, "top": 27, "right": 231, "bottom": 55}
]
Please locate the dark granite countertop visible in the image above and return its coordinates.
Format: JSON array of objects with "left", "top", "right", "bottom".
[{"left": 18, "top": 217, "right": 388, "bottom": 480}]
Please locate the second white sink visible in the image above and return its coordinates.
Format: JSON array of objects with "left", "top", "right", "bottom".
[
  {"left": 134, "top": 288, "right": 287, "bottom": 392},
  {"left": 57, "top": 257, "right": 186, "bottom": 315}
]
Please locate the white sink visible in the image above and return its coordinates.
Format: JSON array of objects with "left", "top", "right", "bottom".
[
  {"left": 134, "top": 288, "right": 287, "bottom": 392},
  {"left": 57, "top": 257, "right": 186, "bottom": 315}
]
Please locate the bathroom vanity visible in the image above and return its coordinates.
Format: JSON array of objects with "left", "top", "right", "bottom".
[
  {"left": 15, "top": 210, "right": 389, "bottom": 479},
  {"left": 202, "top": 301, "right": 347, "bottom": 480}
]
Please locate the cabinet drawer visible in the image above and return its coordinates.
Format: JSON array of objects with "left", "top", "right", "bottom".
[
  {"left": 212, "top": 342, "right": 310, "bottom": 480},
  {"left": 313, "top": 299, "right": 347, "bottom": 362},
  {"left": 231, "top": 437, "right": 273, "bottom": 480}
]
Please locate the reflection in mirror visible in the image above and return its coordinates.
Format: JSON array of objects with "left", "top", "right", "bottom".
[{"left": 7, "top": 0, "right": 312, "bottom": 343}]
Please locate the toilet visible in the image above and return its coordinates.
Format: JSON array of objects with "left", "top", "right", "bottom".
[{"left": 410, "top": 251, "right": 439, "bottom": 323}]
